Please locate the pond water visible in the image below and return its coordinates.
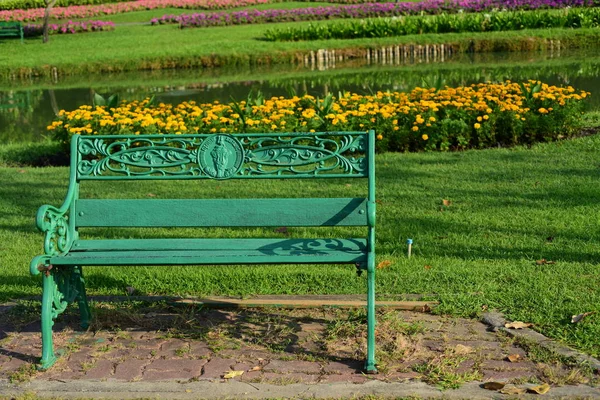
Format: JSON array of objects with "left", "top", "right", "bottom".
[{"left": 1, "top": 49, "right": 599, "bottom": 143}]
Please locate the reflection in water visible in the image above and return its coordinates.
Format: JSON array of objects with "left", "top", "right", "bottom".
[{"left": 1, "top": 50, "right": 600, "bottom": 143}]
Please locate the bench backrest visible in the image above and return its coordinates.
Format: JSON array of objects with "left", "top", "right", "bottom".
[
  {"left": 65, "top": 132, "right": 375, "bottom": 230},
  {"left": 0, "top": 22, "right": 23, "bottom": 36}
]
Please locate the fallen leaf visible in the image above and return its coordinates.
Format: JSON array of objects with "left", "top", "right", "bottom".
[
  {"left": 250, "top": 366, "right": 262, "bottom": 371},
  {"left": 257, "top": 358, "right": 265, "bottom": 362},
  {"left": 571, "top": 311, "right": 595, "bottom": 324},
  {"left": 223, "top": 370, "right": 244, "bottom": 379},
  {"left": 424, "top": 265, "right": 432, "bottom": 270},
  {"left": 17, "top": 169, "right": 26, "bottom": 173},
  {"left": 454, "top": 344, "right": 474, "bottom": 355},
  {"left": 528, "top": 383, "right": 550, "bottom": 394},
  {"left": 481, "top": 304, "right": 489, "bottom": 311},
  {"left": 377, "top": 260, "right": 392, "bottom": 270},
  {"left": 274, "top": 227, "right": 289, "bottom": 236},
  {"left": 482, "top": 381, "right": 505, "bottom": 390},
  {"left": 420, "top": 304, "right": 431, "bottom": 313},
  {"left": 505, "top": 321, "right": 532, "bottom": 329},
  {"left": 345, "top": 184, "right": 352, "bottom": 187},
  {"left": 147, "top": 193, "right": 156, "bottom": 197},
  {"left": 507, "top": 354, "right": 522, "bottom": 363},
  {"left": 442, "top": 199, "right": 452, "bottom": 206},
  {"left": 185, "top": 389, "right": 192, "bottom": 393},
  {"left": 499, "top": 387, "right": 527, "bottom": 395},
  {"left": 125, "top": 286, "right": 135, "bottom": 295}
]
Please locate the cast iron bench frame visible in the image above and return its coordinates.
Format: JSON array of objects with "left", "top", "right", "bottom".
[
  {"left": 0, "top": 21, "right": 24, "bottom": 43},
  {"left": 30, "top": 131, "right": 377, "bottom": 372}
]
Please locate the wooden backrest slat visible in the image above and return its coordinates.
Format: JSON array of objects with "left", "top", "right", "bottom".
[{"left": 75, "top": 198, "right": 369, "bottom": 227}]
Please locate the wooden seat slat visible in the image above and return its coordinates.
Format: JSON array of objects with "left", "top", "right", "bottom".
[{"left": 71, "top": 238, "right": 368, "bottom": 252}]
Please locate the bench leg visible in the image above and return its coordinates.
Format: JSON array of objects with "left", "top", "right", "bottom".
[
  {"left": 39, "top": 266, "right": 87, "bottom": 370},
  {"left": 364, "top": 256, "right": 377, "bottom": 374},
  {"left": 73, "top": 266, "right": 91, "bottom": 330},
  {"left": 40, "top": 270, "right": 59, "bottom": 370}
]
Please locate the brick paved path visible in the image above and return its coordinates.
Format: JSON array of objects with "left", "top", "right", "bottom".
[{"left": 0, "top": 305, "right": 566, "bottom": 387}]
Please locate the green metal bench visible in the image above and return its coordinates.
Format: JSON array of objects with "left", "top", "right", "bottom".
[
  {"left": 30, "top": 131, "right": 377, "bottom": 373},
  {"left": 0, "top": 22, "right": 24, "bottom": 43}
]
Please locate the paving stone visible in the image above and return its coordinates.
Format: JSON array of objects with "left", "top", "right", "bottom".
[
  {"left": 156, "top": 339, "right": 189, "bottom": 358},
  {"left": 128, "top": 348, "right": 156, "bottom": 359},
  {"left": 200, "top": 357, "right": 235, "bottom": 379},
  {"left": 448, "top": 340, "right": 502, "bottom": 350},
  {"left": 146, "top": 358, "right": 207, "bottom": 373},
  {"left": 482, "top": 369, "right": 537, "bottom": 381},
  {"left": 239, "top": 370, "right": 263, "bottom": 382},
  {"left": 455, "top": 359, "right": 477, "bottom": 374},
  {"left": 232, "top": 362, "right": 255, "bottom": 372},
  {"left": 68, "top": 351, "right": 94, "bottom": 364},
  {"left": 0, "top": 358, "right": 28, "bottom": 371},
  {"left": 84, "top": 360, "right": 116, "bottom": 380},
  {"left": 422, "top": 340, "right": 445, "bottom": 352},
  {"left": 263, "top": 359, "right": 322, "bottom": 374},
  {"left": 112, "top": 359, "right": 149, "bottom": 381},
  {"left": 189, "top": 343, "right": 211, "bottom": 359},
  {"left": 481, "top": 359, "right": 537, "bottom": 371},
  {"left": 322, "top": 360, "right": 363, "bottom": 374}
]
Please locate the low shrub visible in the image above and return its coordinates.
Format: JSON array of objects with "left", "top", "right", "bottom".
[
  {"left": 48, "top": 81, "right": 589, "bottom": 152},
  {"left": 263, "top": 7, "right": 600, "bottom": 41}
]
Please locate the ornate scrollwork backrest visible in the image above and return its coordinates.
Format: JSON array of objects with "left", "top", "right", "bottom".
[{"left": 75, "top": 133, "right": 369, "bottom": 180}]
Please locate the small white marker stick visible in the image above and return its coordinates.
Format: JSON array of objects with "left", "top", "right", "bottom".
[{"left": 407, "top": 238, "right": 413, "bottom": 258}]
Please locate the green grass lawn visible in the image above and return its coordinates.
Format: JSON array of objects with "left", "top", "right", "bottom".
[{"left": 1, "top": 134, "right": 599, "bottom": 357}]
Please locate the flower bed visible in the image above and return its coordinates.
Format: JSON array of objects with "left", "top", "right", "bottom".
[
  {"left": 0, "top": 0, "right": 269, "bottom": 22},
  {"left": 23, "top": 20, "right": 114, "bottom": 35},
  {"left": 152, "top": 0, "right": 600, "bottom": 28},
  {"left": 263, "top": 7, "right": 600, "bottom": 41},
  {"left": 48, "top": 81, "right": 589, "bottom": 152}
]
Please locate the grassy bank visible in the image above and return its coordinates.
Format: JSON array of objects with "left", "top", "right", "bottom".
[
  {"left": 2, "top": 50, "right": 600, "bottom": 91},
  {"left": 1, "top": 134, "right": 599, "bottom": 356},
  {"left": 1, "top": 18, "right": 600, "bottom": 80}
]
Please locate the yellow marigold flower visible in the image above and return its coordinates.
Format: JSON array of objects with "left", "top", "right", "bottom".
[
  {"left": 474, "top": 123, "right": 481, "bottom": 129},
  {"left": 483, "top": 115, "right": 489, "bottom": 120},
  {"left": 538, "top": 108, "right": 548, "bottom": 114},
  {"left": 376, "top": 134, "right": 383, "bottom": 140},
  {"left": 477, "top": 116, "right": 482, "bottom": 122},
  {"left": 412, "top": 126, "right": 419, "bottom": 132},
  {"left": 429, "top": 117, "right": 436, "bottom": 122},
  {"left": 486, "top": 108, "right": 492, "bottom": 114},
  {"left": 422, "top": 134, "right": 428, "bottom": 140}
]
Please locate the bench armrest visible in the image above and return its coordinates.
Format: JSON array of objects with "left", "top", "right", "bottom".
[{"left": 31, "top": 205, "right": 75, "bottom": 275}]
